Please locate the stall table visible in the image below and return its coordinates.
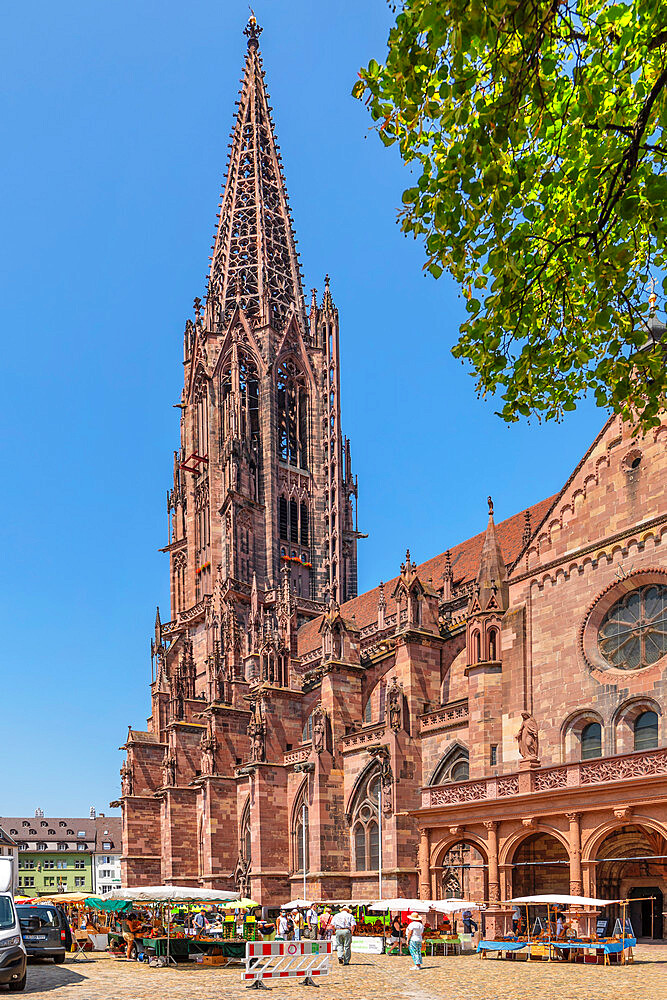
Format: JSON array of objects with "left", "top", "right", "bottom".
[
  {"left": 141, "top": 937, "right": 246, "bottom": 962},
  {"left": 477, "top": 937, "right": 636, "bottom": 964}
]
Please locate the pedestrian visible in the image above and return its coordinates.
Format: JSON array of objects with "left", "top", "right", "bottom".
[
  {"left": 276, "top": 909, "right": 290, "bottom": 940},
  {"left": 406, "top": 912, "right": 424, "bottom": 970},
  {"left": 462, "top": 908, "right": 478, "bottom": 934},
  {"left": 320, "top": 907, "right": 333, "bottom": 941},
  {"left": 511, "top": 904, "right": 521, "bottom": 935},
  {"left": 291, "top": 909, "right": 302, "bottom": 941},
  {"left": 387, "top": 913, "right": 402, "bottom": 954},
  {"left": 120, "top": 913, "right": 142, "bottom": 960},
  {"left": 306, "top": 903, "right": 319, "bottom": 940},
  {"left": 331, "top": 905, "right": 356, "bottom": 965}
]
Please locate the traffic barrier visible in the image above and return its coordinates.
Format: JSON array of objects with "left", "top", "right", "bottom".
[{"left": 244, "top": 939, "right": 332, "bottom": 989}]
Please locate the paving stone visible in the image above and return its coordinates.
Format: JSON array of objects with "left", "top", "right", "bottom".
[{"left": 18, "top": 945, "right": 667, "bottom": 999}]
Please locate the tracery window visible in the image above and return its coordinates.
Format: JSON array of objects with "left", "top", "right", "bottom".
[
  {"left": 277, "top": 360, "right": 308, "bottom": 469},
  {"left": 221, "top": 348, "right": 260, "bottom": 445},
  {"left": 292, "top": 785, "right": 309, "bottom": 873},
  {"left": 240, "top": 799, "right": 251, "bottom": 866},
  {"left": 350, "top": 770, "right": 380, "bottom": 872},
  {"left": 598, "top": 585, "right": 667, "bottom": 670},
  {"left": 430, "top": 746, "right": 470, "bottom": 785}
]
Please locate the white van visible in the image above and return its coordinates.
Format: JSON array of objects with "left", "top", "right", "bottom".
[{"left": 0, "top": 859, "right": 26, "bottom": 991}]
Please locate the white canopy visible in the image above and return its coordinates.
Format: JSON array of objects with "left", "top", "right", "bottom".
[
  {"left": 508, "top": 894, "right": 621, "bottom": 907},
  {"left": 281, "top": 899, "right": 312, "bottom": 909},
  {"left": 369, "top": 898, "right": 433, "bottom": 913},
  {"left": 104, "top": 885, "right": 239, "bottom": 904},
  {"left": 432, "top": 899, "right": 480, "bottom": 913}
]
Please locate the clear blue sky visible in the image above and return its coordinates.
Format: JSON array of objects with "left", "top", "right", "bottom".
[{"left": 0, "top": 1, "right": 602, "bottom": 816}]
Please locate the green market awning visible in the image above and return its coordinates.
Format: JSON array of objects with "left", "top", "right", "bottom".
[{"left": 84, "top": 897, "right": 132, "bottom": 913}]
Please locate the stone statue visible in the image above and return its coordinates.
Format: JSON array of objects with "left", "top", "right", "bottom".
[
  {"left": 120, "top": 759, "right": 133, "bottom": 797},
  {"left": 312, "top": 703, "right": 327, "bottom": 754},
  {"left": 381, "top": 758, "right": 394, "bottom": 816},
  {"left": 516, "top": 711, "right": 539, "bottom": 760},
  {"left": 234, "top": 852, "right": 250, "bottom": 898},
  {"left": 200, "top": 728, "right": 217, "bottom": 776},
  {"left": 162, "top": 750, "right": 177, "bottom": 786},
  {"left": 387, "top": 676, "right": 403, "bottom": 732},
  {"left": 247, "top": 697, "right": 266, "bottom": 763}
]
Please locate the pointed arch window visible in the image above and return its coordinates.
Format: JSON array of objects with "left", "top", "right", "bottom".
[
  {"left": 488, "top": 628, "right": 498, "bottom": 661},
  {"left": 430, "top": 746, "right": 470, "bottom": 786},
  {"left": 292, "top": 784, "right": 309, "bottom": 873},
  {"left": 277, "top": 360, "right": 308, "bottom": 469},
  {"left": 472, "top": 631, "right": 481, "bottom": 663},
  {"left": 221, "top": 348, "right": 260, "bottom": 445},
  {"left": 240, "top": 799, "right": 251, "bottom": 866},
  {"left": 350, "top": 770, "right": 380, "bottom": 871}
]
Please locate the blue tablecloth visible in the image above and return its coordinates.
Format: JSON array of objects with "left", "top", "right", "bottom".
[
  {"left": 477, "top": 941, "right": 526, "bottom": 952},
  {"left": 478, "top": 938, "right": 636, "bottom": 956}
]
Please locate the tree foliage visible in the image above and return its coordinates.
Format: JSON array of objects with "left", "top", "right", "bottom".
[{"left": 354, "top": 0, "right": 667, "bottom": 429}]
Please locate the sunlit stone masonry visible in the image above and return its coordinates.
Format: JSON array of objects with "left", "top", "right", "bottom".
[{"left": 117, "top": 16, "right": 667, "bottom": 939}]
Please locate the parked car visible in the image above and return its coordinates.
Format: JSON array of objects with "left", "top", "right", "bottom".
[
  {"left": 0, "top": 860, "right": 26, "bottom": 991},
  {"left": 15, "top": 904, "right": 68, "bottom": 964}
]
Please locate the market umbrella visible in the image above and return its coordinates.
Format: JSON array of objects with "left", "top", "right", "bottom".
[
  {"left": 281, "top": 899, "right": 311, "bottom": 909},
  {"left": 368, "top": 898, "right": 434, "bottom": 913},
  {"left": 221, "top": 897, "right": 258, "bottom": 909},
  {"left": 35, "top": 892, "right": 91, "bottom": 905}
]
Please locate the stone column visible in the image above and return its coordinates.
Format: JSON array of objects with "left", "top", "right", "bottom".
[
  {"left": 484, "top": 820, "right": 500, "bottom": 902},
  {"left": 567, "top": 812, "right": 583, "bottom": 895},
  {"left": 418, "top": 827, "right": 431, "bottom": 899}
]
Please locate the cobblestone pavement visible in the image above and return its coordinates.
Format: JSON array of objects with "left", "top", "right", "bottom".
[{"left": 12, "top": 946, "right": 667, "bottom": 1000}]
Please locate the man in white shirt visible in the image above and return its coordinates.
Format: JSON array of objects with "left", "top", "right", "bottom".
[
  {"left": 276, "top": 911, "right": 289, "bottom": 940},
  {"left": 330, "top": 906, "right": 356, "bottom": 965},
  {"left": 305, "top": 905, "right": 318, "bottom": 940}
]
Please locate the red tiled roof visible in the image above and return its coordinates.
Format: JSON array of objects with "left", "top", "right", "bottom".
[{"left": 297, "top": 496, "right": 555, "bottom": 657}]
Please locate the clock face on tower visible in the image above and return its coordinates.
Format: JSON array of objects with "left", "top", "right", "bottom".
[{"left": 597, "top": 584, "right": 667, "bottom": 671}]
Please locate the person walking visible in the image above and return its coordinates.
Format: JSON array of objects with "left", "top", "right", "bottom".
[
  {"left": 331, "top": 905, "right": 356, "bottom": 965},
  {"left": 320, "top": 907, "right": 333, "bottom": 941},
  {"left": 406, "top": 912, "right": 424, "bottom": 970},
  {"left": 462, "top": 908, "right": 478, "bottom": 934},
  {"left": 306, "top": 904, "right": 319, "bottom": 940},
  {"left": 276, "top": 910, "right": 290, "bottom": 941},
  {"left": 292, "top": 909, "right": 303, "bottom": 941}
]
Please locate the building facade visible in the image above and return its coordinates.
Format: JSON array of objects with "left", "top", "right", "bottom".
[
  {"left": 0, "top": 829, "right": 18, "bottom": 895},
  {"left": 118, "top": 17, "right": 667, "bottom": 937},
  {"left": 0, "top": 812, "right": 121, "bottom": 897}
]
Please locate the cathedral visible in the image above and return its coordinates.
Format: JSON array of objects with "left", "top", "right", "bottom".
[{"left": 118, "top": 17, "right": 667, "bottom": 937}]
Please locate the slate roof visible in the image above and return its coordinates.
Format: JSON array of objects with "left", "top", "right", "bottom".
[
  {"left": 0, "top": 815, "right": 121, "bottom": 852},
  {"left": 297, "top": 495, "right": 555, "bottom": 657}
]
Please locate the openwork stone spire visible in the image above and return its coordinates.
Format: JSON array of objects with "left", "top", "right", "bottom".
[{"left": 207, "top": 16, "right": 306, "bottom": 333}]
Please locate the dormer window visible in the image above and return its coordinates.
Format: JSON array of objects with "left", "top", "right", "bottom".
[{"left": 59, "top": 822, "right": 66, "bottom": 828}]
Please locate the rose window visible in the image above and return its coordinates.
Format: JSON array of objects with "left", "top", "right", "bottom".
[{"left": 598, "top": 585, "right": 667, "bottom": 670}]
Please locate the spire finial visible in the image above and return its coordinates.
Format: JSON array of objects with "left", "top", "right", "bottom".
[
  {"left": 487, "top": 496, "right": 494, "bottom": 518},
  {"left": 244, "top": 10, "right": 262, "bottom": 50}
]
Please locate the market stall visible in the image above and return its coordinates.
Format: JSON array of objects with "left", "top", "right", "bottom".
[
  {"left": 104, "top": 885, "right": 240, "bottom": 965},
  {"left": 368, "top": 897, "right": 470, "bottom": 956},
  {"left": 476, "top": 894, "right": 636, "bottom": 964}
]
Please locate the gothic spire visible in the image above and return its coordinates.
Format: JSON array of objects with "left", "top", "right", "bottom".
[
  {"left": 207, "top": 16, "right": 306, "bottom": 334},
  {"left": 475, "top": 496, "right": 509, "bottom": 612}
]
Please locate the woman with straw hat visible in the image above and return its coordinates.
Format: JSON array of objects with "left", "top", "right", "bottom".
[{"left": 406, "top": 911, "right": 424, "bottom": 970}]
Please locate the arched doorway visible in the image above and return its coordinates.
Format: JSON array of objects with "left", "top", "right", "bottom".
[
  {"left": 438, "top": 841, "right": 487, "bottom": 900},
  {"left": 511, "top": 832, "right": 570, "bottom": 897},
  {"left": 594, "top": 825, "right": 667, "bottom": 939}
]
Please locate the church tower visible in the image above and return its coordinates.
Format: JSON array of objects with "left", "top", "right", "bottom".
[{"left": 167, "top": 15, "right": 360, "bottom": 643}]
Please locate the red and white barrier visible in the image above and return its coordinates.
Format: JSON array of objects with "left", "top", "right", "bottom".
[{"left": 244, "top": 939, "right": 332, "bottom": 988}]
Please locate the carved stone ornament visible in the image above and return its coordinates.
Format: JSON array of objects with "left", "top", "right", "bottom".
[
  {"left": 200, "top": 725, "right": 217, "bottom": 776},
  {"left": 381, "top": 758, "right": 394, "bottom": 817},
  {"left": 312, "top": 703, "right": 327, "bottom": 754},
  {"left": 162, "top": 750, "right": 177, "bottom": 787},
  {"left": 120, "top": 759, "right": 133, "bottom": 797},
  {"left": 234, "top": 852, "right": 250, "bottom": 898},
  {"left": 387, "top": 675, "right": 403, "bottom": 732},
  {"left": 516, "top": 711, "right": 539, "bottom": 760},
  {"left": 247, "top": 696, "right": 266, "bottom": 763}
]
